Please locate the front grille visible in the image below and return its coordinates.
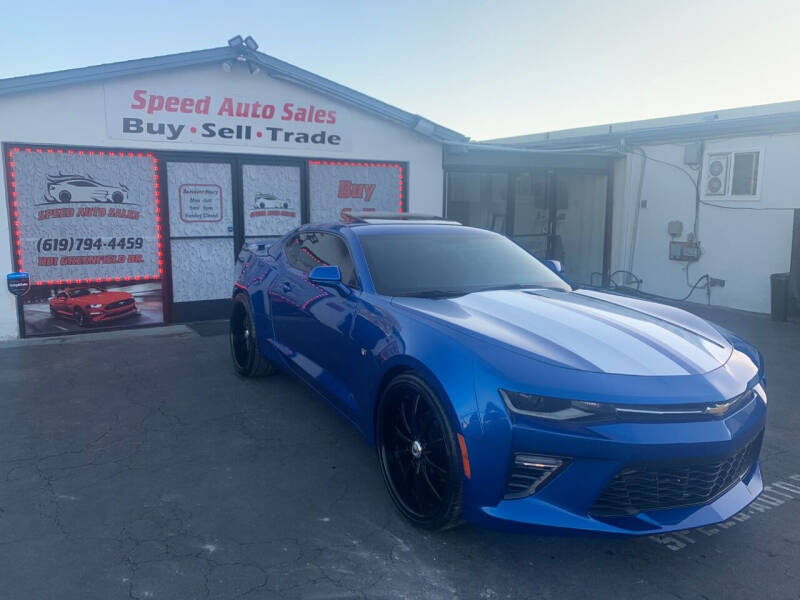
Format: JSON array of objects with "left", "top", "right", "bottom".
[
  {"left": 105, "top": 298, "right": 134, "bottom": 310},
  {"left": 590, "top": 431, "right": 763, "bottom": 517}
]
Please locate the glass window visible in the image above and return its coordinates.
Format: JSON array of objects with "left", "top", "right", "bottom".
[
  {"left": 285, "top": 232, "right": 360, "bottom": 288},
  {"left": 242, "top": 164, "right": 301, "bottom": 237},
  {"left": 309, "top": 162, "right": 404, "bottom": 223},
  {"left": 731, "top": 152, "right": 759, "bottom": 196},
  {"left": 358, "top": 229, "right": 571, "bottom": 297},
  {"left": 446, "top": 172, "right": 508, "bottom": 233}
]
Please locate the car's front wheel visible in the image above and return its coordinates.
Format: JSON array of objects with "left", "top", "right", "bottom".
[
  {"left": 58, "top": 190, "right": 71, "bottom": 203},
  {"left": 230, "top": 294, "right": 276, "bottom": 377},
  {"left": 74, "top": 308, "right": 88, "bottom": 327},
  {"left": 377, "top": 373, "right": 464, "bottom": 530}
]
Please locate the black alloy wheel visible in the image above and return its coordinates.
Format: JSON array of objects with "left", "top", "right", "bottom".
[
  {"left": 74, "top": 308, "right": 87, "bottom": 328},
  {"left": 377, "top": 373, "right": 463, "bottom": 530},
  {"left": 230, "top": 294, "right": 275, "bottom": 377}
]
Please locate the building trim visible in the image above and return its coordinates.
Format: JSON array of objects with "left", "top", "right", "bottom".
[{"left": 0, "top": 45, "right": 468, "bottom": 144}]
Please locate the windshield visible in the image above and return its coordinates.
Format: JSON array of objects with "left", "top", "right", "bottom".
[
  {"left": 358, "top": 228, "right": 571, "bottom": 297},
  {"left": 68, "top": 287, "right": 105, "bottom": 297}
]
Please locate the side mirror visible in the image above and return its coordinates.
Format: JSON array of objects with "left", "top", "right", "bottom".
[
  {"left": 544, "top": 259, "right": 563, "bottom": 274},
  {"left": 309, "top": 265, "right": 351, "bottom": 295}
]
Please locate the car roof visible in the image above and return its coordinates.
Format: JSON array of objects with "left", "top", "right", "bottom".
[
  {"left": 341, "top": 211, "right": 461, "bottom": 225},
  {"left": 296, "top": 220, "right": 494, "bottom": 238},
  {"left": 47, "top": 174, "right": 100, "bottom": 184}
]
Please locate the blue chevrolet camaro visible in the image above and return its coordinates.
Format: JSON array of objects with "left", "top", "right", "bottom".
[{"left": 230, "top": 213, "right": 766, "bottom": 534}]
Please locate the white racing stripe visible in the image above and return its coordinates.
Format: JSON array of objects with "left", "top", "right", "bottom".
[
  {"left": 532, "top": 292, "right": 730, "bottom": 373},
  {"left": 459, "top": 292, "right": 692, "bottom": 376}
]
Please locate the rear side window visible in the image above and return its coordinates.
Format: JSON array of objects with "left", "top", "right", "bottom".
[{"left": 285, "top": 232, "right": 360, "bottom": 289}]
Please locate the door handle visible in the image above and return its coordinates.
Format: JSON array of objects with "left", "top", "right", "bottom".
[{"left": 281, "top": 281, "right": 292, "bottom": 292}]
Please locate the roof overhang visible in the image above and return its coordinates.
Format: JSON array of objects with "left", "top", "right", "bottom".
[{"left": 0, "top": 44, "right": 469, "bottom": 145}]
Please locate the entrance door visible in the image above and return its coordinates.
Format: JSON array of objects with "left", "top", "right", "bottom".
[
  {"left": 446, "top": 168, "right": 609, "bottom": 286},
  {"left": 240, "top": 162, "right": 303, "bottom": 248},
  {"left": 510, "top": 171, "right": 550, "bottom": 257},
  {"left": 512, "top": 170, "right": 608, "bottom": 285},
  {"left": 553, "top": 172, "right": 608, "bottom": 285},
  {"left": 165, "top": 160, "right": 235, "bottom": 320}
]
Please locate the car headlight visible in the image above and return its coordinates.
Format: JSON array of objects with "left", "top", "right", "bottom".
[
  {"left": 89, "top": 304, "right": 103, "bottom": 309},
  {"left": 500, "top": 389, "right": 614, "bottom": 421}
]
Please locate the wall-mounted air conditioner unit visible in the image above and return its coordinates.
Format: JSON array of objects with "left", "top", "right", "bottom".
[{"left": 705, "top": 153, "right": 730, "bottom": 196}]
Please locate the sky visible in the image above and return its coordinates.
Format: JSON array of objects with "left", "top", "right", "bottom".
[{"left": 2, "top": 0, "right": 799, "bottom": 140}]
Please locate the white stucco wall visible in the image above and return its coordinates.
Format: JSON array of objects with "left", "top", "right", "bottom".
[
  {"left": 0, "top": 63, "right": 446, "bottom": 338},
  {"left": 610, "top": 133, "right": 799, "bottom": 313}
]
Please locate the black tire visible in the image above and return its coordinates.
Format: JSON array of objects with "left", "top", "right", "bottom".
[
  {"left": 74, "top": 308, "right": 88, "bottom": 328},
  {"left": 376, "top": 373, "right": 464, "bottom": 530},
  {"left": 230, "top": 294, "right": 276, "bottom": 377},
  {"left": 58, "top": 190, "right": 71, "bottom": 203},
  {"left": 111, "top": 191, "right": 124, "bottom": 203}
]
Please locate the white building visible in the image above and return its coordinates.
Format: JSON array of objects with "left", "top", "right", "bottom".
[
  {"left": 0, "top": 37, "right": 465, "bottom": 339},
  {"left": 454, "top": 101, "right": 800, "bottom": 315}
]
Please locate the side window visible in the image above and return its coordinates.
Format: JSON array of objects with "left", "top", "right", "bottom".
[{"left": 285, "top": 232, "right": 360, "bottom": 289}]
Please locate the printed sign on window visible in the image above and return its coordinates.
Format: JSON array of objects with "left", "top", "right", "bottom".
[
  {"left": 242, "top": 164, "right": 301, "bottom": 238},
  {"left": 308, "top": 160, "right": 405, "bottom": 223},
  {"left": 7, "top": 146, "right": 161, "bottom": 284},
  {"left": 179, "top": 184, "right": 223, "bottom": 223},
  {"left": 5, "top": 145, "right": 165, "bottom": 336}
]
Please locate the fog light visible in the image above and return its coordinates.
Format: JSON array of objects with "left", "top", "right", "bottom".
[{"left": 504, "top": 453, "right": 568, "bottom": 499}]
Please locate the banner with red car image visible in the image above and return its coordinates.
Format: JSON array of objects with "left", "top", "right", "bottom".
[{"left": 5, "top": 144, "right": 164, "bottom": 335}]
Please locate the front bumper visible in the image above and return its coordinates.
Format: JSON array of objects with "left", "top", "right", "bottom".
[
  {"left": 88, "top": 304, "right": 138, "bottom": 323},
  {"left": 464, "top": 389, "right": 767, "bottom": 536}
]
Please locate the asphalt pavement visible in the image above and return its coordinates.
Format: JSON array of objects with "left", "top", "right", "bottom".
[{"left": 0, "top": 304, "right": 798, "bottom": 599}]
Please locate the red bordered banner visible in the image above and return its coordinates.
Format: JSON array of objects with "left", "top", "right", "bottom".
[{"left": 5, "top": 144, "right": 163, "bottom": 286}]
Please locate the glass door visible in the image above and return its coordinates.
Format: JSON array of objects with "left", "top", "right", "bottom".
[
  {"left": 240, "top": 162, "right": 303, "bottom": 247},
  {"left": 553, "top": 172, "right": 608, "bottom": 285},
  {"left": 511, "top": 171, "right": 550, "bottom": 258},
  {"left": 165, "top": 160, "right": 235, "bottom": 307}
]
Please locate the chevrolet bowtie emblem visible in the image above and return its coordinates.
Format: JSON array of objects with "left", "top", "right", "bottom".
[{"left": 704, "top": 401, "right": 733, "bottom": 417}]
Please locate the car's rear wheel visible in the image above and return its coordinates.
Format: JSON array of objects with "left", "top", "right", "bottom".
[
  {"left": 74, "top": 308, "right": 88, "bottom": 327},
  {"left": 112, "top": 191, "right": 124, "bottom": 203},
  {"left": 58, "top": 190, "right": 71, "bottom": 203},
  {"left": 377, "top": 373, "right": 463, "bottom": 530},
  {"left": 230, "top": 294, "right": 276, "bottom": 377}
]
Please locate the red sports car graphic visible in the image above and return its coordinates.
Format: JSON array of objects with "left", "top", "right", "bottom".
[
  {"left": 49, "top": 286, "right": 138, "bottom": 327},
  {"left": 45, "top": 174, "right": 129, "bottom": 204}
]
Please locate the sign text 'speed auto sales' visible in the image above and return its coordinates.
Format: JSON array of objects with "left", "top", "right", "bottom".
[{"left": 104, "top": 84, "right": 350, "bottom": 149}]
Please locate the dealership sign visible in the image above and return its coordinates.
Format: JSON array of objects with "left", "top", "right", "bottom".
[
  {"left": 104, "top": 82, "right": 351, "bottom": 150},
  {"left": 6, "top": 146, "right": 162, "bottom": 285}
]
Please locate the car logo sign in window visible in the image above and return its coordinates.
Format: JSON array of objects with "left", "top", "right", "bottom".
[{"left": 7, "top": 272, "right": 31, "bottom": 296}]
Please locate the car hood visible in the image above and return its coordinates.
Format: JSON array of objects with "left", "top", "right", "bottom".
[
  {"left": 392, "top": 288, "right": 733, "bottom": 376},
  {"left": 75, "top": 291, "right": 132, "bottom": 305}
]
